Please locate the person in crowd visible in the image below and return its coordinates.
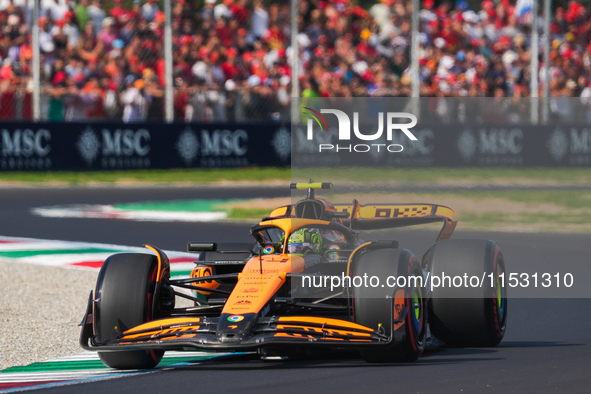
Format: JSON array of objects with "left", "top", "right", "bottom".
[
  {"left": 121, "top": 76, "right": 151, "bottom": 122},
  {"left": 86, "top": 0, "right": 104, "bottom": 34}
]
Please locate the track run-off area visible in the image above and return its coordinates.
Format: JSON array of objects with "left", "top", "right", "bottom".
[{"left": 0, "top": 352, "right": 233, "bottom": 392}]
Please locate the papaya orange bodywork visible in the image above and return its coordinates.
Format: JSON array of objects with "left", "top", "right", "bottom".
[
  {"left": 190, "top": 266, "right": 220, "bottom": 296},
  {"left": 276, "top": 316, "right": 374, "bottom": 332},
  {"left": 123, "top": 317, "right": 203, "bottom": 334},
  {"left": 221, "top": 253, "right": 305, "bottom": 315}
]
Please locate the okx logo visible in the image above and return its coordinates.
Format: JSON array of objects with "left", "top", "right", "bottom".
[{"left": 301, "top": 107, "right": 418, "bottom": 153}]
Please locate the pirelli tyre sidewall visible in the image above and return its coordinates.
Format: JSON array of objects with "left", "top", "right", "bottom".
[
  {"left": 352, "top": 247, "right": 426, "bottom": 363},
  {"left": 426, "top": 239, "right": 507, "bottom": 347},
  {"left": 94, "top": 253, "right": 164, "bottom": 369}
]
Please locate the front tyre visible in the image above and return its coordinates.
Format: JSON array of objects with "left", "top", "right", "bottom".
[
  {"left": 95, "top": 253, "right": 164, "bottom": 369},
  {"left": 352, "top": 247, "right": 426, "bottom": 363}
]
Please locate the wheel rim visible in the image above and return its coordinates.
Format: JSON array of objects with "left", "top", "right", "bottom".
[
  {"left": 496, "top": 264, "right": 506, "bottom": 323},
  {"left": 411, "top": 286, "right": 423, "bottom": 334}
]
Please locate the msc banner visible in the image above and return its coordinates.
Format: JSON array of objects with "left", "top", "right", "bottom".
[
  {"left": 0, "top": 122, "right": 292, "bottom": 171},
  {"left": 1, "top": 122, "right": 590, "bottom": 170},
  {"left": 292, "top": 123, "right": 591, "bottom": 168}
]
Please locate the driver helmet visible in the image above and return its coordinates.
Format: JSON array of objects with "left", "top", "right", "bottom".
[{"left": 288, "top": 227, "right": 322, "bottom": 254}]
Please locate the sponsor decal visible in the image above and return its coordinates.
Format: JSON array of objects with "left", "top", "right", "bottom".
[
  {"left": 336, "top": 205, "right": 432, "bottom": 219},
  {"left": 457, "top": 129, "right": 477, "bottom": 162},
  {"left": 548, "top": 127, "right": 591, "bottom": 165},
  {"left": 457, "top": 127, "right": 524, "bottom": 165},
  {"left": 1, "top": 128, "right": 52, "bottom": 169},
  {"left": 77, "top": 127, "right": 100, "bottom": 165},
  {"left": 548, "top": 128, "right": 569, "bottom": 162},
  {"left": 202, "top": 129, "right": 247, "bottom": 156},
  {"left": 227, "top": 315, "right": 245, "bottom": 322},
  {"left": 272, "top": 126, "right": 291, "bottom": 162},
  {"left": 213, "top": 260, "right": 246, "bottom": 264},
  {"left": 191, "top": 267, "right": 213, "bottom": 283},
  {"left": 175, "top": 127, "right": 249, "bottom": 167},
  {"left": 76, "top": 127, "right": 151, "bottom": 169},
  {"left": 242, "top": 280, "right": 269, "bottom": 285},
  {"left": 327, "top": 244, "right": 340, "bottom": 260},
  {"left": 176, "top": 128, "right": 200, "bottom": 166},
  {"left": 247, "top": 268, "right": 280, "bottom": 274}
]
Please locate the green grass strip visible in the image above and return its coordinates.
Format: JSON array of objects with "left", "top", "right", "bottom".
[
  {"left": 226, "top": 208, "right": 273, "bottom": 221},
  {"left": 171, "top": 270, "right": 192, "bottom": 277},
  {"left": 294, "top": 167, "right": 591, "bottom": 185},
  {"left": 1, "top": 355, "right": 216, "bottom": 373},
  {"left": 115, "top": 199, "right": 241, "bottom": 212},
  {"left": 115, "top": 200, "right": 271, "bottom": 222},
  {"left": 1, "top": 360, "right": 112, "bottom": 373},
  {"left": 1, "top": 167, "right": 590, "bottom": 186},
  {"left": 0, "top": 248, "right": 122, "bottom": 258},
  {"left": 0, "top": 168, "right": 290, "bottom": 185}
]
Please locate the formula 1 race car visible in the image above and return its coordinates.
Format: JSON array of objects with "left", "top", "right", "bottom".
[{"left": 80, "top": 182, "right": 507, "bottom": 369}]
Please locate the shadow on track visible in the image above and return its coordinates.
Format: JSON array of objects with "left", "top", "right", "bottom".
[
  {"left": 498, "top": 341, "right": 581, "bottom": 348},
  {"left": 159, "top": 346, "right": 507, "bottom": 372}
]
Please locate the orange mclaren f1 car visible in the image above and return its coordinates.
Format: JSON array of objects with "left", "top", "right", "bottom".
[{"left": 80, "top": 182, "right": 507, "bottom": 369}]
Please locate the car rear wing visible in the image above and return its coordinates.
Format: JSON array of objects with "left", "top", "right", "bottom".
[{"left": 333, "top": 202, "right": 457, "bottom": 242}]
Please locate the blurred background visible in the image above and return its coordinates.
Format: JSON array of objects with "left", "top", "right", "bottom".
[{"left": 1, "top": 0, "right": 590, "bottom": 124}]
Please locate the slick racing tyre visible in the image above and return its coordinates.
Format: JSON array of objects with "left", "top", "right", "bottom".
[
  {"left": 95, "top": 253, "right": 164, "bottom": 369},
  {"left": 352, "top": 247, "right": 426, "bottom": 363},
  {"left": 426, "top": 239, "right": 507, "bottom": 347}
]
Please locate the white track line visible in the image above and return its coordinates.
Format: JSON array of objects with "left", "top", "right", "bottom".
[{"left": 33, "top": 206, "right": 227, "bottom": 222}]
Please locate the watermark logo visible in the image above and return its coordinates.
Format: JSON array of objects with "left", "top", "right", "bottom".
[
  {"left": 301, "top": 108, "right": 418, "bottom": 153},
  {"left": 301, "top": 107, "right": 329, "bottom": 137}
]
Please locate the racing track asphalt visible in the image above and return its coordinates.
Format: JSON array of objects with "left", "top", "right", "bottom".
[{"left": 1, "top": 187, "right": 590, "bottom": 393}]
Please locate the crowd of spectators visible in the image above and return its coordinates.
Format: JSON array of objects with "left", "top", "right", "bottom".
[{"left": 1, "top": 0, "right": 591, "bottom": 122}]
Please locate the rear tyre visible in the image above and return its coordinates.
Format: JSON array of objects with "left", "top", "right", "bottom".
[
  {"left": 95, "top": 253, "right": 164, "bottom": 369},
  {"left": 353, "top": 247, "right": 426, "bottom": 363},
  {"left": 426, "top": 239, "right": 507, "bottom": 347}
]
